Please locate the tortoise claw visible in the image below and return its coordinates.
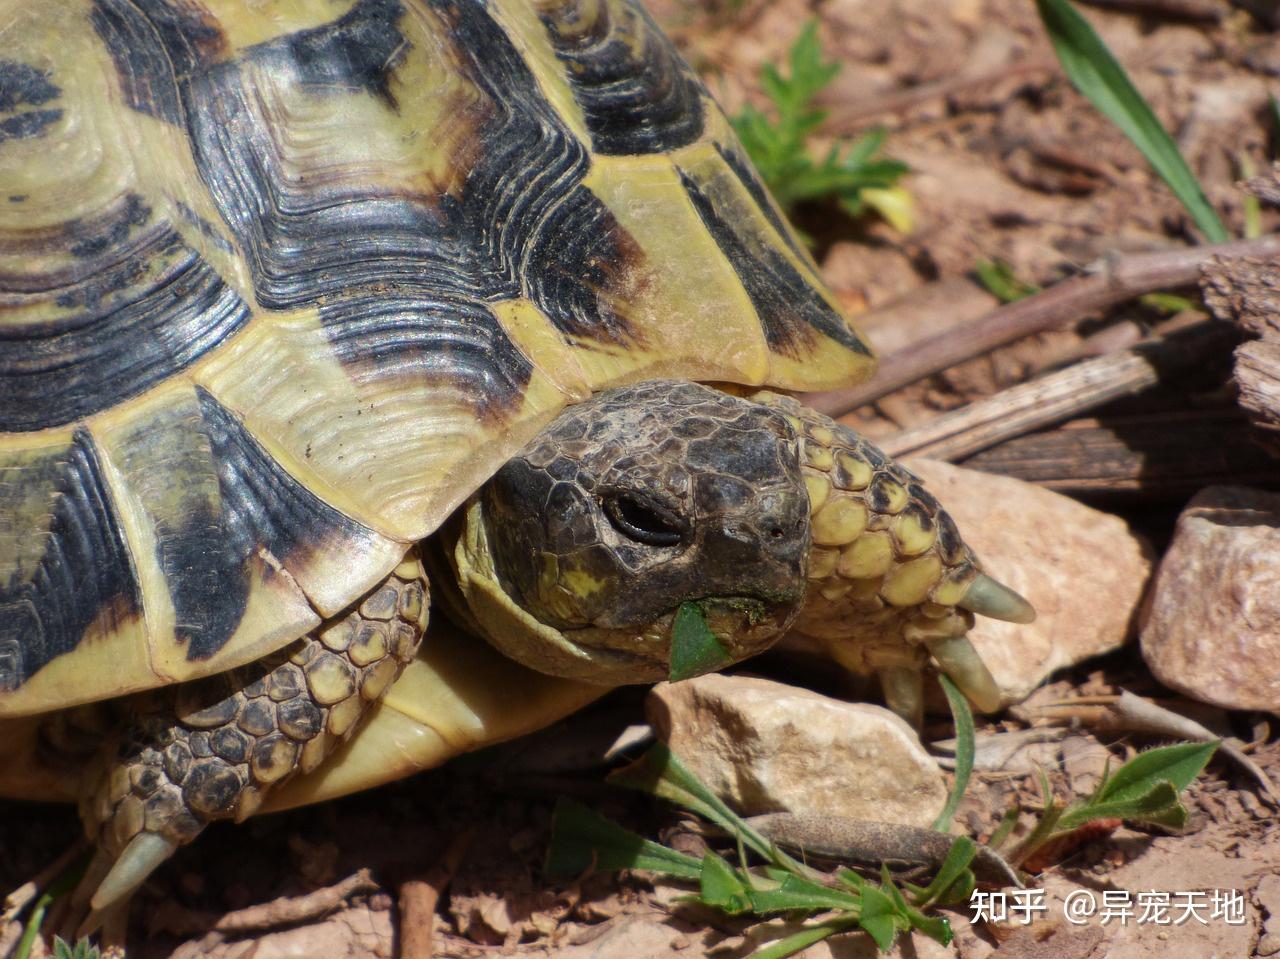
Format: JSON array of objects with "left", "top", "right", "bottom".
[
  {"left": 925, "top": 635, "right": 1003, "bottom": 713},
  {"left": 958, "top": 573, "right": 1035, "bottom": 625},
  {"left": 877, "top": 665, "right": 924, "bottom": 730},
  {"left": 85, "top": 833, "right": 178, "bottom": 920}
]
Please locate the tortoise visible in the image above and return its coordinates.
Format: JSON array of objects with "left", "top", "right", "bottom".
[{"left": 0, "top": 0, "right": 1034, "bottom": 935}]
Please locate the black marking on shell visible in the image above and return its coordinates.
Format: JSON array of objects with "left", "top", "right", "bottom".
[
  {"left": 156, "top": 388, "right": 394, "bottom": 661},
  {"left": 0, "top": 60, "right": 62, "bottom": 143},
  {"left": 519, "top": 184, "right": 642, "bottom": 346},
  {"left": 537, "top": 0, "right": 704, "bottom": 155},
  {"left": 90, "top": 0, "right": 227, "bottom": 124},
  {"left": 677, "top": 167, "right": 870, "bottom": 359},
  {"left": 0, "top": 207, "right": 252, "bottom": 432},
  {"left": 131, "top": 0, "right": 639, "bottom": 398},
  {"left": 714, "top": 142, "right": 808, "bottom": 263},
  {"left": 287, "top": 0, "right": 408, "bottom": 107},
  {"left": 0, "top": 431, "right": 143, "bottom": 692}
]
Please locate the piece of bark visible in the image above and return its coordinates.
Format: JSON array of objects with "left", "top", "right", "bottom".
[
  {"left": 1202, "top": 243, "right": 1280, "bottom": 453},
  {"left": 1235, "top": 339, "right": 1280, "bottom": 447},
  {"left": 876, "top": 319, "right": 1235, "bottom": 461},
  {"left": 962, "top": 409, "right": 1279, "bottom": 499}
]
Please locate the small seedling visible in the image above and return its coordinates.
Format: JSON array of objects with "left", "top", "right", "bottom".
[
  {"left": 732, "top": 22, "right": 911, "bottom": 232},
  {"left": 1000, "top": 739, "right": 1218, "bottom": 869},
  {"left": 51, "top": 939, "right": 101, "bottom": 959}
]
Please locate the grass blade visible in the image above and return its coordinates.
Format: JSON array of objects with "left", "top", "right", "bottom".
[
  {"left": 1034, "top": 0, "right": 1229, "bottom": 242},
  {"left": 748, "top": 916, "right": 862, "bottom": 959},
  {"left": 931, "top": 674, "right": 975, "bottom": 832}
]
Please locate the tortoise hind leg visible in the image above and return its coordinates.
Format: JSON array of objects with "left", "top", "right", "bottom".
[{"left": 75, "top": 552, "right": 429, "bottom": 927}]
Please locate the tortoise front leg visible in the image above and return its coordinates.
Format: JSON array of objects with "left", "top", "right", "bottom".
[
  {"left": 749, "top": 393, "right": 1034, "bottom": 727},
  {"left": 74, "top": 551, "right": 429, "bottom": 926}
]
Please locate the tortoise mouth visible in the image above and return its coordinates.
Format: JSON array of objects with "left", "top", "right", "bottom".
[{"left": 554, "top": 592, "right": 799, "bottom": 683}]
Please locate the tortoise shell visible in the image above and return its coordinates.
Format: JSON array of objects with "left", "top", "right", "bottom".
[{"left": 0, "top": 0, "right": 873, "bottom": 718}]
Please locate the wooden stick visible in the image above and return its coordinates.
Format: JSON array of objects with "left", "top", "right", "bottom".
[
  {"left": 876, "top": 319, "right": 1235, "bottom": 461},
  {"left": 960, "top": 408, "right": 1278, "bottom": 497},
  {"left": 1076, "top": 0, "right": 1225, "bottom": 20},
  {"left": 397, "top": 829, "right": 475, "bottom": 959},
  {"left": 805, "top": 235, "right": 1280, "bottom": 419}
]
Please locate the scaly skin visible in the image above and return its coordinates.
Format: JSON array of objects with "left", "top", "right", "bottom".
[
  {"left": 752, "top": 391, "right": 1004, "bottom": 725},
  {"left": 74, "top": 553, "right": 429, "bottom": 918}
]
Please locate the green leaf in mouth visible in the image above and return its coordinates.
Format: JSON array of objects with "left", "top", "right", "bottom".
[{"left": 669, "top": 602, "right": 731, "bottom": 682}]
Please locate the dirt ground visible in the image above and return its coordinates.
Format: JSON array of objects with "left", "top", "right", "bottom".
[{"left": 3, "top": 0, "right": 1279, "bottom": 956}]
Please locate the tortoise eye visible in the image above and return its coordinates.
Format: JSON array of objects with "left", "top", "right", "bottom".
[{"left": 603, "top": 492, "right": 685, "bottom": 547}]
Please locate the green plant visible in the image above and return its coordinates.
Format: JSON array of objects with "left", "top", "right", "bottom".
[
  {"left": 548, "top": 708, "right": 1217, "bottom": 956},
  {"left": 548, "top": 746, "right": 973, "bottom": 957},
  {"left": 732, "top": 22, "right": 911, "bottom": 232},
  {"left": 51, "top": 939, "right": 101, "bottom": 959},
  {"left": 1001, "top": 740, "right": 1218, "bottom": 868},
  {"left": 1034, "top": 0, "right": 1229, "bottom": 242}
]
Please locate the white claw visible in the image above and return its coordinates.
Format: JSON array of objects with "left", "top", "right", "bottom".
[
  {"left": 958, "top": 573, "right": 1035, "bottom": 625},
  {"left": 878, "top": 665, "right": 924, "bottom": 730},
  {"left": 88, "top": 833, "right": 179, "bottom": 915},
  {"left": 925, "top": 635, "right": 1004, "bottom": 713}
]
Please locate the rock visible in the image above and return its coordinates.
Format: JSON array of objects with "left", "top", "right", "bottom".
[
  {"left": 903, "top": 459, "right": 1153, "bottom": 707},
  {"left": 1140, "top": 486, "right": 1280, "bottom": 713},
  {"left": 646, "top": 674, "right": 946, "bottom": 827}
]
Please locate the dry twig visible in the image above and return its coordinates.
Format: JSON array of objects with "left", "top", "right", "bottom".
[
  {"left": 878, "top": 318, "right": 1234, "bottom": 460},
  {"left": 398, "top": 830, "right": 476, "bottom": 959},
  {"left": 214, "top": 869, "right": 379, "bottom": 933},
  {"left": 805, "top": 235, "right": 1280, "bottom": 418}
]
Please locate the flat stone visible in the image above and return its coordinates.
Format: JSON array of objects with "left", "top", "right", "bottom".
[
  {"left": 904, "top": 459, "right": 1153, "bottom": 707},
  {"left": 1141, "top": 485, "right": 1280, "bottom": 713},
  {"left": 647, "top": 674, "right": 946, "bottom": 828}
]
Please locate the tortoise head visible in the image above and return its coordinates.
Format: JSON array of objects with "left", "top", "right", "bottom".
[{"left": 453, "top": 380, "right": 810, "bottom": 685}]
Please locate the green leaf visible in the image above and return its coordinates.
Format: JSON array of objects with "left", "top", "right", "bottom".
[
  {"left": 1094, "top": 741, "right": 1218, "bottom": 804},
  {"left": 1056, "top": 780, "right": 1184, "bottom": 832},
  {"left": 731, "top": 21, "right": 908, "bottom": 225},
  {"left": 669, "top": 603, "right": 731, "bottom": 682},
  {"left": 745, "top": 874, "right": 861, "bottom": 915},
  {"left": 1138, "top": 292, "right": 1195, "bottom": 314},
  {"left": 607, "top": 746, "right": 805, "bottom": 870},
  {"left": 914, "top": 836, "right": 979, "bottom": 907},
  {"left": 51, "top": 940, "right": 100, "bottom": 959},
  {"left": 1034, "top": 0, "right": 1229, "bottom": 243},
  {"left": 700, "top": 852, "right": 753, "bottom": 913},
  {"left": 747, "top": 916, "right": 863, "bottom": 959},
  {"left": 545, "top": 798, "right": 702, "bottom": 880},
  {"left": 857, "top": 885, "right": 901, "bottom": 951},
  {"left": 931, "top": 674, "right": 975, "bottom": 832}
]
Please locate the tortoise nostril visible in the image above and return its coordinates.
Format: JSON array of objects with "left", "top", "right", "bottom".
[
  {"left": 769, "top": 527, "right": 784, "bottom": 539},
  {"left": 603, "top": 492, "right": 685, "bottom": 547}
]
